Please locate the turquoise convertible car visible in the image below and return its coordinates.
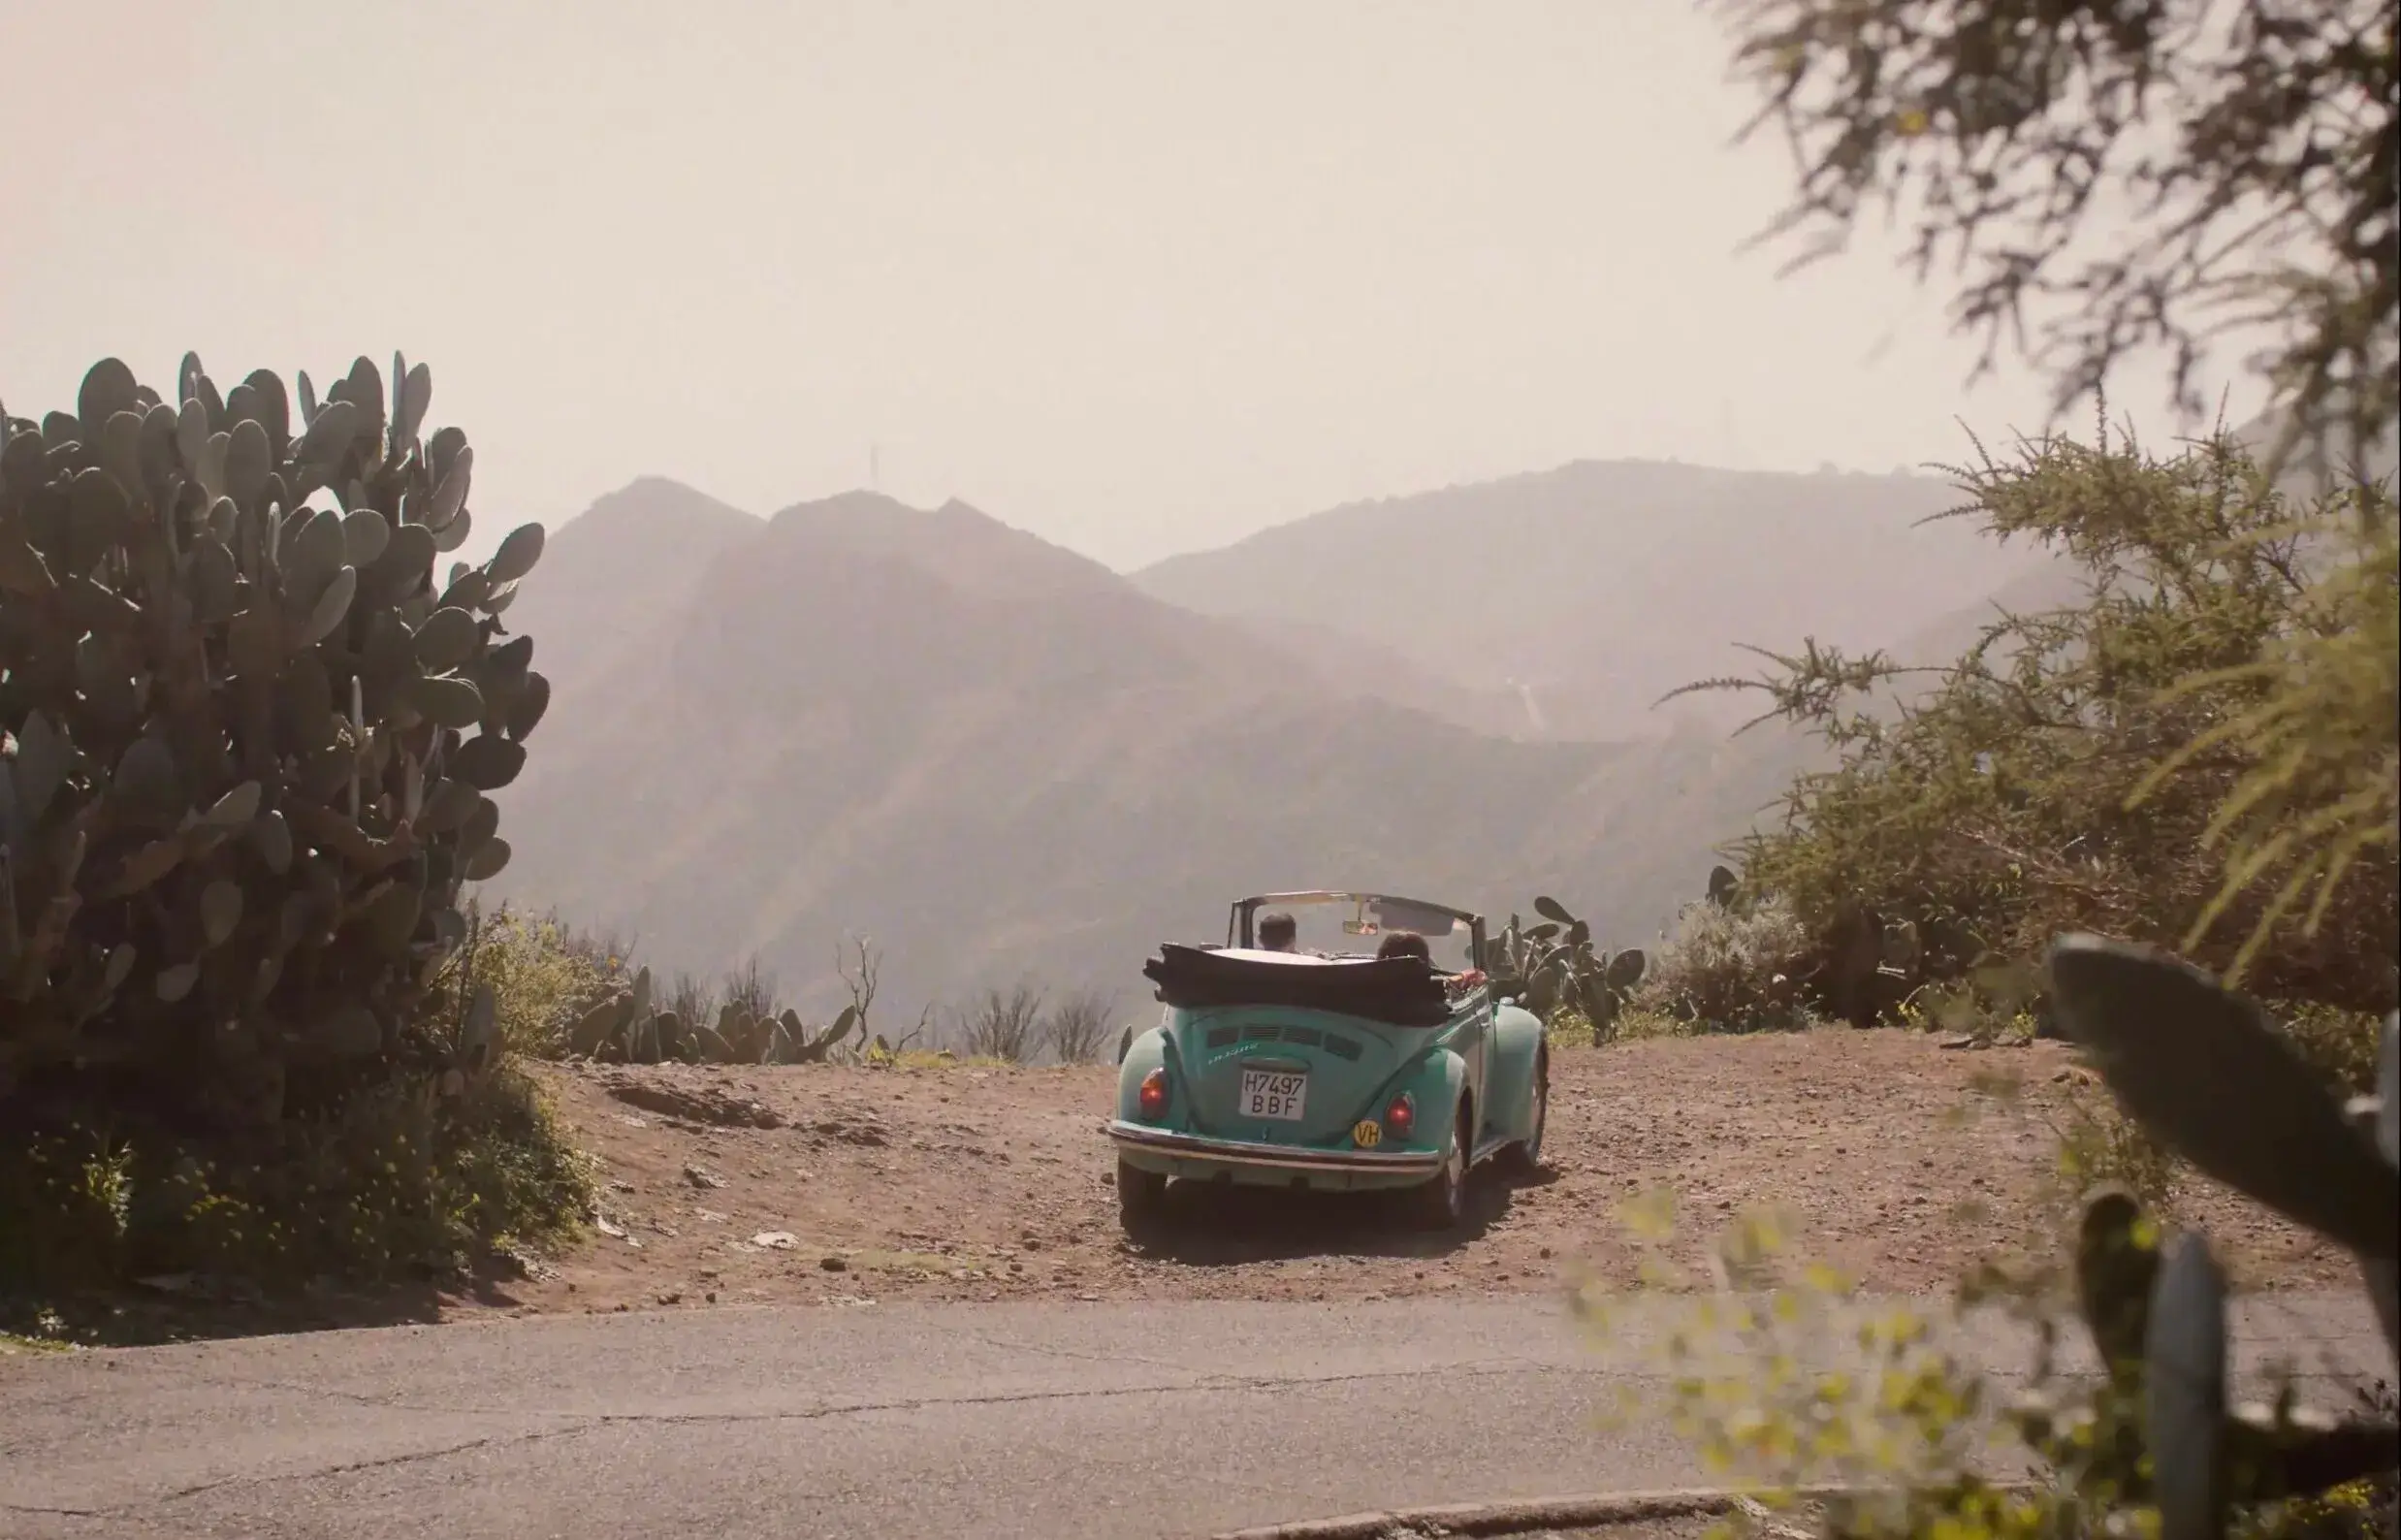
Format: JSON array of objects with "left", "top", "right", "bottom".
[{"left": 1106, "top": 890, "right": 1550, "bottom": 1233}]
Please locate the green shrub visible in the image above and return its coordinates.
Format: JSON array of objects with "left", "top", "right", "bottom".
[
  {"left": 1544, "top": 1008, "right": 1600, "bottom": 1048},
  {"left": 2049, "top": 1084, "right": 2180, "bottom": 1217},
  {"left": 1, "top": 1062, "right": 592, "bottom": 1295},
  {"left": 425, "top": 902, "right": 621, "bottom": 1061},
  {"left": 1630, "top": 893, "right": 1815, "bottom": 1032},
  {"left": 2272, "top": 1000, "right": 2392, "bottom": 1100},
  {"left": 2133, "top": 495, "right": 2397, "bottom": 989},
  {"left": 1683, "top": 426, "right": 2397, "bottom": 1021},
  {"left": 1614, "top": 1006, "right": 1698, "bottom": 1042}
]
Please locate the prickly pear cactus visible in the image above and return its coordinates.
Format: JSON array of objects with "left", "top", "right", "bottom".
[
  {"left": 2044, "top": 934, "right": 2400, "bottom": 1540},
  {"left": 1487, "top": 896, "right": 1648, "bottom": 1039},
  {"left": 559, "top": 964, "right": 862, "bottom": 1066},
  {"left": 0, "top": 354, "right": 549, "bottom": 1122}
]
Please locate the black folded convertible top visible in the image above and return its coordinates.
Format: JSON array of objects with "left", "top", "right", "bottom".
[{"left": 1142, "top": 944, "right": 1456, "bottom": 1027}]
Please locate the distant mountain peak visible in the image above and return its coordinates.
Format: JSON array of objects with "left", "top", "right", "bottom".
[
  {"left": 770, "top": 488, "right": 914, "bottom": 522},
  {"left": 567, "top": 475, "right": 757, "bottom": 534},
  {"left": 766, "top": 489, "right": 1016, "bottom": 529},
  {"left": 618, "top": 472, "right": 719, "bottom": 497},
  {"left": 763, "top": 488, "right": 1120, "bottom": 599}
]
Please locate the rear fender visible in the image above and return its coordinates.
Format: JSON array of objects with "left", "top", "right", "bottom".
[
  {"left": 1363, "top": 1048, "right": 1465, "bottom": 1154},
  {"left": 1482, "top": 1000, "right": 1548, "bottom": 1147},
  {"left": 1114, "top": 1019, "right": 1177, "bottom": 1125}
]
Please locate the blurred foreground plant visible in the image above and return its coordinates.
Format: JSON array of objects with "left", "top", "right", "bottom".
[{"left": 1585, "top": 936, "right": 2398, "bottom": 1539}]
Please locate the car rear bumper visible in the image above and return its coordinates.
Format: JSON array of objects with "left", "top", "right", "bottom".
[{"left": 1104, "top": 1119, "right": 1444, "bottom": 1176}]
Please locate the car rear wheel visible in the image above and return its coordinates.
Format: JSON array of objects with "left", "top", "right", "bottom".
[
  {"left": 1402, "top": 1103, "right": 1469, "bottom": 1231},
  {"left": 1495, "top": 1052, "right": 1548, "bottom": 1175},
  {"left": 1116, "top": 1158, "right": 1168, "bottom": 1232}
]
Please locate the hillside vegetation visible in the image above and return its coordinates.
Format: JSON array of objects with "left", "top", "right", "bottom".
[{"left": 1671, "top": 424, "right": 2396, "bottom": 1039}]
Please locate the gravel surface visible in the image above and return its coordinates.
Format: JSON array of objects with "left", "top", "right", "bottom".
[{"left": 465, "top": 1029, "right": 2346, "bottom": 1322}]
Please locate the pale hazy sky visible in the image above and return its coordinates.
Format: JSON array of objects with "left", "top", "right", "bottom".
[{"left": 3, "top": 0, "right": 2256, "bottom": 571}]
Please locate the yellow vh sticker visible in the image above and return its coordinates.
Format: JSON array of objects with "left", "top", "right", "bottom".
[{"left": 1352, "top": 1119, "right": 1382, "bottom": 1148}]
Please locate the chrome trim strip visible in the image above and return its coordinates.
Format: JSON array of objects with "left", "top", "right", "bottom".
[{"left": 1104, "top": 1119, "right": 1444, "bottom": 1174}]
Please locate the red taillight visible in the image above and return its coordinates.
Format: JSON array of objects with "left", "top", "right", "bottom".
[
  {"left": 1385, "top": 1093, "right": 1415, "bottom": 1137},
  {"left": 1137, "top": 1068, "right": 1169, "bottom": 1118}
]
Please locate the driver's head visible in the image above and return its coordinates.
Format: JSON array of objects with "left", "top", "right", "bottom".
[
  {"left": 1258, "top": 911, "right": 1297, "bottom": 950},
  {"left": 1376, "top": 929, "right": 1430, "bottom": 962}
]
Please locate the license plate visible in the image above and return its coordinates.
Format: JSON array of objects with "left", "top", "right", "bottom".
[{"left": 1237, "top": 1068, "right": 1308, "bottom": 1121}]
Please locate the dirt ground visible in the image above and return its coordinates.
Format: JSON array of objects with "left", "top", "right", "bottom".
[{"left": 450, "top": 1027, "right": 2350, "bottom": 1321}]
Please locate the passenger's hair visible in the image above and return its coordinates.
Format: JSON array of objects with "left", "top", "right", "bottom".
[
  {"left": 1257, "top": 910, "right": 1297, "bottom": 948},
  {"left": 1375, "top": 929, "right": 1430, "bottom": 962}
]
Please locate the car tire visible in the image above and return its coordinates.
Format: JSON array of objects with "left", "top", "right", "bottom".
[
  {"left": 1403, "top": 1104, "right": 1469, "bottom": 1231},
  {"left": 1116, "top": 1159, "right": 1168, "bottom": 1232},
  {"left": 1495, "top": 1052, "right": 1548, "bottom": 1175}
]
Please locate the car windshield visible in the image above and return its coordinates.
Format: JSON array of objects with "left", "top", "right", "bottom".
[{"left": 1244, "top": 895, "right": 1476, "bottom": 972}]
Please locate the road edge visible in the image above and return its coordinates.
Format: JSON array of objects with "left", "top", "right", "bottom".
[
  {"left": 1209, "top": 1486, "right": 1734, "bottom": 1539},
  {"left": 1208, "top": 1481, "right": 2047, "bottom": 1539}
]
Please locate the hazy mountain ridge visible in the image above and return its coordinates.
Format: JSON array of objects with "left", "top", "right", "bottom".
[
  {"left": 487, "top": 482, "right": 1653, "bottom": 1024},
  {"left": 484, "top": 460, "right": 2067, "bottom": 1027},
  {"left": 1134, "top": 457, "right": 2061, "bottom": 738},
  {"left": 504, "top": 476, "right": 762, "bottom": 718}
]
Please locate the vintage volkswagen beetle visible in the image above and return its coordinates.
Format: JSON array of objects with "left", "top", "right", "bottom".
[{"left": 1105, "top": 890, "right": 1549, "bottom": 1232}]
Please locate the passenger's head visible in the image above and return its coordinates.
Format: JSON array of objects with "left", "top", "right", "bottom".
[
  {"left": 1257, "top": 911, "right": 1297, "bottom": 950},
  {"left": 1375, "top": 929, "right": 1430, "bottom": 962}
]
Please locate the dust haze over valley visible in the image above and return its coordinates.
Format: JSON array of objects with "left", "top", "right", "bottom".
[{"left": 3, "top": 1, "right": 2261, "bottom": 1030}]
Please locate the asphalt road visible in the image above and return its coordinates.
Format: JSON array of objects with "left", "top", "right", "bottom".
[{"left": 2, "top": 1292, "right": 2386, "bottom": 1540}]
